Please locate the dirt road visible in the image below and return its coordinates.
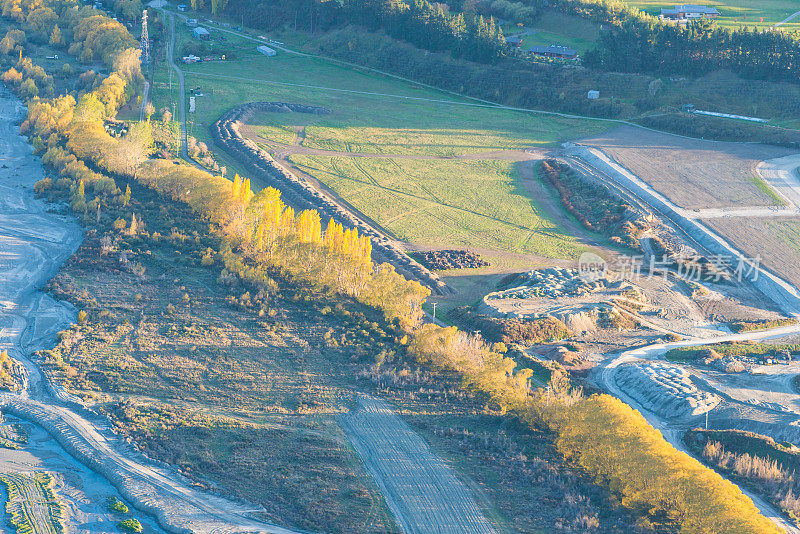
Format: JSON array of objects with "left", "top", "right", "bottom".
[
  {"left": 562, "top": 145, "right": 800, "bottom": 315},
  {"left": 596, "top": 323, "right": 800, "bottom": 534},
  {"left": 340, "top": 394, "right": 497, "bottom": 534}
]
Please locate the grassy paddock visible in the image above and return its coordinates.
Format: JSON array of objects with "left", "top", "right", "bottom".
[
  {"left": 502, "top": 10, "right": 601, "bottom": 53},
  {"left": 288, "top": 155, "right": 583, "bottom": 256},
  {"left": 623, "top": 0, "right": 800, "bottom": 30},
  {"left": 149, "top": 21, "right": 609, "bottom": 266}
]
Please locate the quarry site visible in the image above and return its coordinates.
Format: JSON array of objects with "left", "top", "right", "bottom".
[{"left": 6, "top": 0, "right": 800, "bottom": 532}]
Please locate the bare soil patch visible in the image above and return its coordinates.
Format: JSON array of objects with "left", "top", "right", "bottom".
[
  {"left": 703, "top": 217, "right": 800, "bottom": 290},
  {"left": 580, "top": 125, "right": 795, "bottom": 210}
]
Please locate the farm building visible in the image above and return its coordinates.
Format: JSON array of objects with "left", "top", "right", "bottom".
[
  {"left": 193, "top": 27, "right": 210, "bottom": 40},
  {"left": 505, "top": 35, "right": 523, "bottom": 48},
  {"left": 660, "top": 4, "right": 719, "bottom": 21},
  {"left": 528, "top": 44, "right": 578, "bottom": 60},
  {"left": 587, "top": 90, "right": 600, "bottom": 100},
  {"left": 257, "top": 45, "right": 277, "bottom": 57}
]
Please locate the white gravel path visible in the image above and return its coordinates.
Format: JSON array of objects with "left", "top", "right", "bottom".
[{"left": 340, "top": 394, "right": 497, "bottom": 534}]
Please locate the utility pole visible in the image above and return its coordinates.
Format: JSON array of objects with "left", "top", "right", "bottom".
[
  {"left": 173, "top": 102, "right": 179, "bottom": 157},
  {"left": 140, "top": 10, "right": 150, "bottom": 64}
]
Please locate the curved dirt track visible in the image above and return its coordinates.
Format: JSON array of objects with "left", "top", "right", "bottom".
[
  {"left": 597, "top": 324, "right": 800, "bottom": 534},
  {"left": 340, "top": 395, "right": 497, "bottom": 534},
  {"left": 212, "top": 102, "right": 449, "bottom": 293},
  {"left": 0, "top": 85, "right": 300, "bottom": 534}
]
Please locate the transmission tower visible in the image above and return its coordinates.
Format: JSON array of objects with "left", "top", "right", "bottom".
[{"left": 140, "top": 10, "right": 150, "bottom": 64}]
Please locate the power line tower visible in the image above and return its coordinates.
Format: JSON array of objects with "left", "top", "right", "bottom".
[{"left": 140, "top": 10, "right": 150, "bottom": 64}]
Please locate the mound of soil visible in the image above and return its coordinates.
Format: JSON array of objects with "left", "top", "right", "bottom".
[{"left": 416, "top": 250, "right": 488, "bottom": 270}]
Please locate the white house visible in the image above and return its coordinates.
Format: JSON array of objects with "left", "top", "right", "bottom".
[
  {"left": 661, "top": 4, "right": 720, "bottom": 21},
  {"left": 257, "top": 45, "right": 277, "bottom": 57}
]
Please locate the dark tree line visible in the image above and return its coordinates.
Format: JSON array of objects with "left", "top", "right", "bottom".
[
  {"left": 584, "top": 15, "right": 800, "bottom": 83},
  {"left": 340, "top": 0, "right": 506, "bottom": 63}
]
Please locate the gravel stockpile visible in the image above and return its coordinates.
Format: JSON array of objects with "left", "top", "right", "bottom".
[
  {"left": 415, "top": 250, "right": 488, "bottom": 270},
  {"left": 616, "top": 361, "right": 720, "bottom": 418}
]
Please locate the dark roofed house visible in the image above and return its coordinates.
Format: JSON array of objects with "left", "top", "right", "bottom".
[
  {"left": 661, "top": 4, "right": 720, "bottom": 21},
  {"left": 505, "top": 35, "right": 523, "bottom": 47},
  {"left": 193, "top": 26, "right": 210, "bottom": 40},
  {"left": 528, "top": 44, "right": 578, "bottom": 60}
]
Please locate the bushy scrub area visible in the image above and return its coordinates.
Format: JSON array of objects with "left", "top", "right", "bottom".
[
  {"left": 687, "top": 429, "right": 800, "bottom": 525},
  {"left": 728, "top": 318, "right": 799, "bottom": 333},
  {"left": 666, "top": 341, "right": 800, "bottom": 362},
  {"left": 0, "top": 472, "right": 65, "bottom": 534},
  {"left": 538, "top": 159, "right": 641, "bottom": 249},
  {"left": 449, "top": 306, "right": 571, "bottom": 345}
]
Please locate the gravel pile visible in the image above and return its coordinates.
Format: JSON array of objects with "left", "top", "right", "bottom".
[
  {"left": 616, "top": 361, "right": 720, "bottom": 418},
  {"left": 488, "top": 267, "right": 607, "bottom": 300},
  {"left": 416, "top": 250, "right": 488, "bottom": 270}
]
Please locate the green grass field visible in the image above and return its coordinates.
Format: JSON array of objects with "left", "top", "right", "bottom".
[
  {"left": 251, "top": 110, "right": 596, "bottom": 157},
  {"left": 147, "top": 20, "right": 610, "bottom": 265},
  {"left": 624, "top": 0, "right": 800, "bottom": 30},
  {"left": 288, "top": 155, "right": 582, "bottom": 258},
  {"left": 502, "top": 11, "right": 601, "bottom": 53}
]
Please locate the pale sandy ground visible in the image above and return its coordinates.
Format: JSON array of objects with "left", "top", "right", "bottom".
[
  {"left": 0, "top": 85, "right": 300, "bottom": 534},
  {"left": 579, "top": 125, "right": 796, "bottom": 210},
  {"left": 0, "top": 416, "right": 167, "bottom": 534}
]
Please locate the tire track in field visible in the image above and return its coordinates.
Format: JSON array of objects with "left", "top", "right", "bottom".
[
  {"left": 340, "top": 394, "right": 497, "bottom": 534},
  {"left": 291, "top": 158, "right": 540, "bottom": 235}
]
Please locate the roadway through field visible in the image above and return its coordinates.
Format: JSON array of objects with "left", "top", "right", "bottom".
[
  {"left": 340, "top": 394, "right": 497, "bottom": 534},
  {"left": 570, "top": 143, "right": 800, "bottom": 533},
  {"left": 774, "top": 10, "right": 800, "bottom": 27}
]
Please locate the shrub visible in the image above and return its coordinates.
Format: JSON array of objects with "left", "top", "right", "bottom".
[
  {"left": 117, "top": 518, "right": 142, "bottom": 533},
  {"left": 107, "top": 496, "right": 129, "bottom": 514}
]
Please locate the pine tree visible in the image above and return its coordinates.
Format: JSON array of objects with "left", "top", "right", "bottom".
[{"left": 123, "top": 184, "right": 131, "bottom": 207}]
